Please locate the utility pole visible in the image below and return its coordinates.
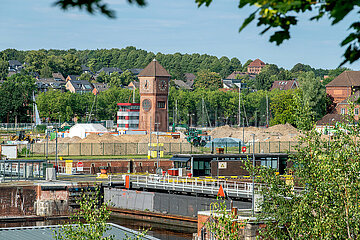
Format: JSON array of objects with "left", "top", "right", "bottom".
[
  {"left": 149, "top": 116, "right": 152, "bottom": 159},
  {"left": 155, "top": 122, "right": 160, "bottom": 174},
  {"left": 46, "top": 128, "right": 49, "bottom": 163},
  {"left": 251, "top": 133, "right": 255, "bottom": 217},
  {"left": 55, "top": 127, "right": 58, "bottom": 175},
  {"left": 243, "top": 118, "right": 245, "bottom": 145},
  {"left": 238, "top": 83, "right": 241, "bottom": 126},
  {"left": 266, "top": 95, "right": 269, "bottom": 128}
]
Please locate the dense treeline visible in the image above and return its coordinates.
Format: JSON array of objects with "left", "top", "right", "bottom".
[
  {"left": 32, "top": 71, "right": 330, "bottom": 129},
  {"left": 0, "top": 47, "right": 243, "bottom": 80},
  {"left": 0, "top": 47, "right": 350, "bottom": 128}
]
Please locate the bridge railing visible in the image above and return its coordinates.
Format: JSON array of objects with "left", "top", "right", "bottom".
[{"left": 129, "top": 174, "right": 255, "bottom": 198}]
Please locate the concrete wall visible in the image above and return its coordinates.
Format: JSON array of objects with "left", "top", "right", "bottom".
[{"left": 105, "top": 188, "right": 251, "bottom": 218}]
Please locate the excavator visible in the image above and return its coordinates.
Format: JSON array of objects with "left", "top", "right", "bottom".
[{"left": 10, "top": 131, "right": 34, "bottom": 143}]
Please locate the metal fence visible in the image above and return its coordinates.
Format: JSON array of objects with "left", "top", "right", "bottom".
[{"left": 17, "top": 141, "right": 298, "bottom": 157}]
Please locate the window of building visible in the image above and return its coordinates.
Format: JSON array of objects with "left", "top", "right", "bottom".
[
  {"left": 119, "top": 116, "right": 126, "bottom": 120},
  {"left": 341, "top": 108, "right": 346, "bottom": 114},
  {"left": 157, "top": 101, "right": 166, "bottom": 108},
  {"left": 355, "top": 108, "right": 359, "bottom": 115}
]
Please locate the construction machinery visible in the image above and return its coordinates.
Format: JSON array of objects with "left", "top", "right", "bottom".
[
  {"left": 10, "top": 131, "right": 34, "bottom": 143},
  {"left": 185, "top": 128, "right": 210, "bottom": 147}
]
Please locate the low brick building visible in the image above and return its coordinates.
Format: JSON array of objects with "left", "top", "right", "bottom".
[
  {"left": 326, "top": 71, "right": 360, "bottom": 104},
  {"left": 247, "top": 59, "right": 265, "bottom": 75}
]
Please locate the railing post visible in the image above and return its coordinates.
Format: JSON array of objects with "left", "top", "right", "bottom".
[{"left": 225, "top": 142, "right": 228, "bottom": 153}]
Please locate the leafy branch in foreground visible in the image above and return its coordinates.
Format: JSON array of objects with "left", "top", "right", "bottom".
[
  {"left": 249, "top": 101, "right": 360, "bottom": 239},
  {"left": 205, "top": 199, "right": 246, "bottom": 240},
  {"left": 53, "top": 186, "right": 114, "bottom": 240}
]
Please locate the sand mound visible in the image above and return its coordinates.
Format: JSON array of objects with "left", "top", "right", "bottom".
[{"left": 209, "top": 124, "right": 301, "bottom": 143}]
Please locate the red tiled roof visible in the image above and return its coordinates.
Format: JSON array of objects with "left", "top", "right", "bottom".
[
  {"left": 138, "top": 59, "right": 171, "bottom": 77},
  {"left": 248, "top": 59, "right": 265, "bottom": 67},
  {"left": 270, "top": 80, "right": 298, "bottom": 91},
  {"left": 326, "top": 71, "right": 360, "bottom": 87}
]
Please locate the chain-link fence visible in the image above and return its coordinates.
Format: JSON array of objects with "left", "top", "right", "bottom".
[{"left": 17, "top": 141, "right": 298, "bottom": 157}]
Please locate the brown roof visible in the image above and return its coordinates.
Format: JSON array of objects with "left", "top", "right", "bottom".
[
  {"left": 316, "top": 113, "right": 347, "bottom": 126},
  {"left": 326, "top": 71, "right": 360, "bottom": 87},
  {"left": 138, "top": 59, "right": 171, "bottom": 77},
  {"left": 172, "top": 79, "right": 192, "bottom": 90},
  {"left": 225, "top": 71, "right": 248, "bottom": 80},
  {"left": 270, "top": 80, "right": 298, "bottom": 91},
  {"left": 248, "top": 59, "right": 265, "bottom": 67},
  {"left": 52, "top": 72, "right": 65, "bottom": 81}
]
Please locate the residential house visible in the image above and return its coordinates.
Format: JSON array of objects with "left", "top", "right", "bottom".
[
  {"left": 81, "top": 65, "right": 93, "bottom": 75},
  {"left": 65, "top": 80, "right": 93, "bottom": 94},
  {"left": 326, "top": 71, "right": 360, "bottom": 104},
  {"left": 128, "top": 81, "right": 139, "bottom": 90},
  {"left": 128, "top": 68, "right": 143, "bottom": 76},
  {"left": 92, "top": 82, "right": 109, "bottom": 95},
  {"left": 333, "top": 91, "right": 360, "bottom": 120},
  {"left": 184, "top": 73, "right": 196, "bottom": 88},
  {"left": 97, "top": 67, "right": 123, "bottom": 75},
  {"left": 172, "top": 79, "right": 192, "bottom": 90},
  {"left": 66, "top": 75, "right": 80, "bottom": 82},
  {"left": 8, "top": 60, "right": 23, "bottom": 73},
  {"left": 247, "top": 59, "right": 265, "bottom": 75},
  {"left": 270, "top": 80, "right": 299, "bottom": 91},
  {"left": 52, "top": 72, "right": 65, "bottom": 81},
  {"left": 221, "top": 71, "right": 252, "bottom": 89},
  {"left": 36, "top": 78, "right": 66, "bottom": 93}
]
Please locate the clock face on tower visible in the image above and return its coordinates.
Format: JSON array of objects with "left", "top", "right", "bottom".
[
  {"left": 158, "top": 79, "right": 167, "bottom": 91},
  {"left": 143, "top": 79, "right": 149, "bottom": 90},
  {"left": 142, "top": 99, "right": 151, "bottom": 112}
]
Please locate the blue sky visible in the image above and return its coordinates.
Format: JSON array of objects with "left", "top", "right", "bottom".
[{"left": 0, "top": 0, "right": 358, "bottom": 70}]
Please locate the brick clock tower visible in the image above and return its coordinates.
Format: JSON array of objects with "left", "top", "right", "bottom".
[{"left": 138, "top": 59, "right": 171, "bottom": 133}]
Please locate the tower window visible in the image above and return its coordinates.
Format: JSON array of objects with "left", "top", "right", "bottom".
[{"left": 157, "top": 101, "right": 166, "bottom": 108}]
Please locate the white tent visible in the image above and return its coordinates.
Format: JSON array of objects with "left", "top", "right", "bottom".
[{"left": 68, "top": 124, "right": 108, "bottom": 139}]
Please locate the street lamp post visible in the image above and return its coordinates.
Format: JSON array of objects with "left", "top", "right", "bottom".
[
  {"left": 251, "top": 133, "right": 255, "bottom": 217},
  {"left": 328, "top": 118, "right": 335, "bottom": 145}
]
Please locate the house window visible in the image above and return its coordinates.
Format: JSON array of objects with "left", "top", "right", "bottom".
[
  {"left": 157, "top": 101, "right": 166, "bottom": 108},
  {"left": 341, "top": 108, "right": 346, "bottom": 114},
  {"left": 355, "top": 108, "right": 359, "bottom": 115}
]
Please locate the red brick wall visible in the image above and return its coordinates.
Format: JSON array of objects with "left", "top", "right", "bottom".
[
  {"left": 0, "top": 186, "right": 37, "bottom": 216},
  {"left": 326, "top": 86, "right": 352, "bottom": 103}
]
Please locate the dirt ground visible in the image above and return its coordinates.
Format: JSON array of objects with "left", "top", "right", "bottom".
[
  {"left": 51, "top": 124, "right": 301, "bottom": 144},
  {"left": 209, "top": 124, "right": 301, "bottom": 143}
]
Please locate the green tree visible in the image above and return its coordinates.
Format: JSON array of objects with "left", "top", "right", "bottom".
[
  {"left": 194, "top": 69, "right": 221, "bottom": 89},
  {"left": 0, "top": 59, "right": 9, "bottom": 79},
  {"left": 78, "top": 72, "right": 93, "bottom": 81},
  {"left": 206, "top": 200, "right": 244, "bottom": 240},
  {"left": 270, "top": 89, "right": 298, "bottom": 126},
  {"left": 251, "top": 106, "right": 360, "bottom": 239},
  {"left": 0, "top": 74, "right": 36, "bottom": 123},
  {"left": 54, "top": 188, "right": 114, "bottom": 240},
  {"left": 297, "top": 71, "right": 327, "bottom": 120}
]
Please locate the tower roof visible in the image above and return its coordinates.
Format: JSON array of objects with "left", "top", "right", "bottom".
[
  {"left": 138, "top": 59, "right": 171, "bottom": 77},
  {"left": 248, "top": 59, "right": 265, "bottom": 67}
]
